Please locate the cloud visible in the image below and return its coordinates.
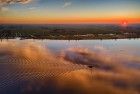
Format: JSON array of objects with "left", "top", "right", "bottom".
[
  {"left": 0, "top": 0, "right": 32, "bottom": 4},
  {"left": 0, "top": 0, "right": 32, "bottom": 12},
  {"left": 62, "top": 2, "right": 72, "bottom": 8}
]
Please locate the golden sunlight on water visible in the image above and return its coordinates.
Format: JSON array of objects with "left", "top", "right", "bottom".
[{"left": 0, "top": 40, "right": 140, "bottom": 94}]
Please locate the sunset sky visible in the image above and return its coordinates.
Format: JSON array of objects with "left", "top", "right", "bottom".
[{"left": 0, "top": 0, "right": 140, "bottom": 24}]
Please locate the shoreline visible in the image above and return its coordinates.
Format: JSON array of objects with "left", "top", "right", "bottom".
[{"left": 0, "top": 36, "right": 140, "bottom": 40}]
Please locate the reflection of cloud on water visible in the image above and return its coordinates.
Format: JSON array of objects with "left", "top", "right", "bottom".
[
  {"left": 0, "top": 41, "right": 86, "bottom": 93},
  {"left": 61, "top": 47, "right": 140, "bottom": 94},
  {"left": 0, "top": 41, "right": 140, "bottom": 94},
  {"left": 62, "top": 47, "right": 140, "bottom": 69}
]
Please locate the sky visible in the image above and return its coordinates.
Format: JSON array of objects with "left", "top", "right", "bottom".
[{"left": 0, "top": 0, "right": 140, "bottom": 24}]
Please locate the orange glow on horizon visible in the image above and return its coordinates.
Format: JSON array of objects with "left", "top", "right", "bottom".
[{"left": 0, "top": 17, "right": 140, "bottom": 24}]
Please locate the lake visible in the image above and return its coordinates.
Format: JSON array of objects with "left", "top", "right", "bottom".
[{"left": 0, "top": 39, "right": 140, "bottom": 94}]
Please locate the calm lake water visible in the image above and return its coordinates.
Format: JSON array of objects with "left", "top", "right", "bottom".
[{"left": 0, "top": 39, "right": 140, "bottom": 94}]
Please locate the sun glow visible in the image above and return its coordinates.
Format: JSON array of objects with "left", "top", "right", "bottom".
[{"left": 121, "top": 21, "right": 128, "bottom": 27}]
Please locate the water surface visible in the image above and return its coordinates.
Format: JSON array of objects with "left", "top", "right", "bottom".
[{"left": 0, "top": 39, "right": 140, "bottom": 94}]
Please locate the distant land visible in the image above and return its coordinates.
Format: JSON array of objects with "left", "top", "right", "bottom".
[{"left": 0, "top": 24, "right": 140, "bottom": 40}]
